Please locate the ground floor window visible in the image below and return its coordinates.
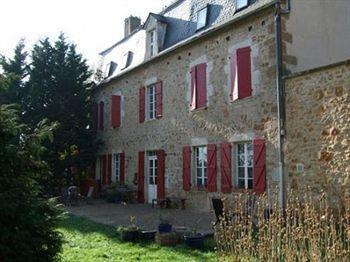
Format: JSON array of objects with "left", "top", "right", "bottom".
[
  {"left": 195, "top": 146, "right": 207, "bottom": 186},
  {"left": 148, "top": 151, "right": 157, "bottom": 185},
  {"left": 113, "top": 153, "right": 120, "bottom": 183},
  {"left": 236, "top": 142, "right": 253, "bottom": 189}
]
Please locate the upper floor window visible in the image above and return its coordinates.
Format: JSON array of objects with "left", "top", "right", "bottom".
[
  {"left": 105, "top": 61, "right": 117, "bottom": 77},
  {"left": 196, "top": 6, "right": 208, "bottom": 30},
  {"left": 230, "top": 46, "right": 252, "bottom": 101},
  {"left": 236, "top": 0, "right": 249, "bottom": 11},
  {"left": 190, "top": 63, "right": 207, "bottom": 110},
  {"left": 146, "top": 84, "right": 156, "bottom": 120},
  {"left": 149, "top": 30, "right": 157, "bottom": 57},
  {"left": 195, "top": 146, "right": 207, "bottom": 187},
  {"left": 236, "top": 142, "right": 253, "bottom": 189},
  {"left": 121, "top": 51, "right": 132, "bottom": 69}
]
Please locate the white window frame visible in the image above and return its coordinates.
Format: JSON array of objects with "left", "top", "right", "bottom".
[
  {"left": 236, "top": 0, "right": 249, "bottom": 11},
  {"left": 112, "top": 153, "right": 120, "bottom": 183},
  {"left": 146, "top": 84, "right": 156, "bottom": 120},
  {"left": 147, "top": 151, "right": 157, "bottom": 185},
  {"left": 236, "top": 142, "right": 253, "bottom": 189},
  {"left": 149, "top": 30, "right": 157, "bottom": 57},
  {"left": 196, "top": 6, "right": 208, "bottom": 30},
  {"left": 194, "top": 146, "right": 207, "bottom": 187}
]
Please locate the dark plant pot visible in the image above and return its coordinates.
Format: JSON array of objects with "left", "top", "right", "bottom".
[
  {"left": 184, "top": 234, "right": 204, "bottom": 248},
  {"left": 140, "top": 230, "right": 157, "bottom": 241},
  {"left": 158, "top": 223, "right": 172, "bottom": 234},
  {"left": 119, "top": 229, "right": 139, "bottom": 241}
]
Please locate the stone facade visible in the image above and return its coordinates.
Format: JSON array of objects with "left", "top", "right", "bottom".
[
  {"left": 284, "top": 61, "right": 350, "bottom": 200},
  {"left": 95, "top": 8, "right": 280, "bottom": 210}
]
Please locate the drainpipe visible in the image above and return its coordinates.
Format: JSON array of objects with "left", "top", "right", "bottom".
[{"left": 274, "top": 0, "right": 290, "bottom": 211}]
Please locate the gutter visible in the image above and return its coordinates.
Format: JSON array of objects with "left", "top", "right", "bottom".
[
  {"left": 96, "top": 0, "right": 277, "bottom": 90},
  {"left": 274, "top": 0, "right": 290, "bottom": 210}
]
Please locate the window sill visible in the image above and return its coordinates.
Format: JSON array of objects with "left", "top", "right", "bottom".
[
  {"left": 232, "top": 188, "right": 254, "bottom": 193},
  {"left": 189, "top": 106, "right": 208, "bottom": 112},
  {"left": 145, "top": 117, "right": 157, "bottom": 122},
  {"left": 229, "top": 95, "right": 253, "bottom": 105}
]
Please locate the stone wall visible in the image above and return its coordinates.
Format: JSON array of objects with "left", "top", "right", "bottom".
[
  {"left": 95, "top": 8, "right": 280, "bottom": 210},
  {"left": 284, "top": 60, "right": 350, "bottom": 200}
]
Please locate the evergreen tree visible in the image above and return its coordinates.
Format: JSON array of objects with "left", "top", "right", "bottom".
[
  {"left": 0, "top": 39, "right": 28, "bottom": 105},
  {"left": 24, "top": 34, "right": 97, "bottom": 188},
  {"left": 0, "top": 76, "right": 62, "bottom": 261}
]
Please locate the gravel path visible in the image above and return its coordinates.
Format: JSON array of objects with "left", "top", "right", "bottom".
[{"left": 66, "top": 200, "right": 214, "bottom": 234}]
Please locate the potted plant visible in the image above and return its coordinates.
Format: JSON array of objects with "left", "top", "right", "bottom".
[
  {"left": 158, "top": 213, "right": 172, "bottom": 234},
  {"left": 117, "top": 216, "right": 140, "bottom": 241},
  {"left": 184, "top": 218, "right": 205, "bottom": 248},
  {"left": 139, "top": 230, "right": 157, "bottom": 241}
]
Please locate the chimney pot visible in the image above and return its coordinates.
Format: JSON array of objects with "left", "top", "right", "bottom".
[{"left": 124, "top": 16, "right": 141, "bottom": 37}]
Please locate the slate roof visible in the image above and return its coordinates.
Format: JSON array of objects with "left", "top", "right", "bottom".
[{"left": 99, "top": 0, "right": 270, "bottom": 81}]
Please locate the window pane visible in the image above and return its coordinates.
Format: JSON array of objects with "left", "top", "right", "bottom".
[
  {"left": 197, "top": 178, "right": 203, "bottom": 186},
  {"left": 248, "top": 179, "right": 253, "bottom": 189},
  {"left": 247, "top": 143, "right": 253, "bottom": 166},
  {"left": 248, "top": 167, "right": 253, "bottom": 178},
  {"left": 238, "top": 144, "right": 244, "bottom": 156},
  {"left": 238, "top": 167, "right": 245, "bottom": 178},
  {"left": 236, "top": 0, "right": 248, "bottom": 10},
  {"left": 197, "top": 168, "right": 202, "bottom": 180},
  {"left": 196, "top": 7, "right": 207, "bottom": 30},
  {"left": 238, "top": 179, "right": 245, "bottom": 188},
  {"left": 238, "top": 153, "right": 245, "bottom": 166}
]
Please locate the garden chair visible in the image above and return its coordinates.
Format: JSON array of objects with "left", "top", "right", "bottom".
[
  {"left": 67, "top": 186, "right": 78, "bottom": 206},
  {"left": 211, "top": 198, "right": 238, "bottom": 226},
  {"left": 84, "top": 186, "right": 94, "bottom": 204}
]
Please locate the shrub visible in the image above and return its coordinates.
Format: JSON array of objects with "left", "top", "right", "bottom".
[
  {"left": 215, "top": 190, "right": 350, "bottom": 261},
  {"left": 0, "top": 105, "right": 63, "bottom": 261}
]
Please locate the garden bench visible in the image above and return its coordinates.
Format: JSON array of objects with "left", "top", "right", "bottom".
[
  {"left": 151, "top": 198, "right": 169, "bottom": 208},
  {"left": 166, "top": 197, "right": 187, "bottom": 209}
]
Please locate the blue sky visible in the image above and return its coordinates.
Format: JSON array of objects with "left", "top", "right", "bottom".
[{"left": 0, "top": 0, "right": 174, "bottom": 66}]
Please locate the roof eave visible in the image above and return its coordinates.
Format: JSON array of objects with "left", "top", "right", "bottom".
[{"left": 96, "top": 0, "right": 277, "bottom": 89}]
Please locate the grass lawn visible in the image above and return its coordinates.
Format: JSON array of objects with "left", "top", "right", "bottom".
[{"left": 57, "top": 214, "right": 217, "bottom": 261}]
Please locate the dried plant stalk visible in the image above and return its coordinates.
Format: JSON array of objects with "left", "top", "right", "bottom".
[{"left": 215, "top": 189, "right": 350, "bottom": 261}]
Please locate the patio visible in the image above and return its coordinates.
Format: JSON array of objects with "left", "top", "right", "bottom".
[{"left": 66, "top": 200, "right": 214, "bottom": 234}]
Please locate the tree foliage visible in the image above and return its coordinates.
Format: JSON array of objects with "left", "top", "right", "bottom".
[
  {"left": 0, "top": 76, "right": 62, "bottom": 261},
  {"left": 1, "top": 35, "right": 98, "bottom": 190}
]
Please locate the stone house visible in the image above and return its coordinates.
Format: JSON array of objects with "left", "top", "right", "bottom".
[{"left": 93, "top": 0, "right": 350, "bottom": 209}]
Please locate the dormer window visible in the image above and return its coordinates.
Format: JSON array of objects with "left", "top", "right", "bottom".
[
  {"left": 150, "top": 30, "right": 157, "bottom": 57},
  {"left": 121, "top": 51, "right": 132, "bottom": 69},
  {"left": 236, "top": 0, "right": 249, "bottom": 11},
  {"left": 196, "top": 6, "right": 208, "bottom": 30},
  {"left": 105, "top": 61, "right": 117, "bottom": 77}
]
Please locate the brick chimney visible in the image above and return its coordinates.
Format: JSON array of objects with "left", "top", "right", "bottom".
[{"left": 124, "top": 16, "right": 141, "bottom": 37}]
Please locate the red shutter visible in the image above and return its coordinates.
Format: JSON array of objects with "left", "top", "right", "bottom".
[
  {"left": 99, "top": 101, "right": 104, "bottom": 130},
  {"left": 111, "top": 95, "right": 121, "bottom": 128},
  {"left": 139, "top": 86, "right": 145, "bottom": 123},
  {"left": 196, "top": 63, "right": 207, "bottom": 108},
  {"left": 253, "top": 139, "right": 266, "bottom": 194},
  {"left": 120, "top": 152, "right": 125, "bottom": 185},
  {"left": 220, "top": 142, "right": 232, "bottom": 193},
  {"left": 155, "top": 81, "right": 163, "bottom": 118},
  {"left": 182, "top": 146, "right": 191, "bottom": 191},
  {"left": 190, "top": 67, "right": 196, "bottom": 110},
  {"left": 156, "top": 150, "right": 165, "bottom": 198},
  {"left": 93, "top": 103, "right": 98, "bottom": 131},
  {"left": 138, "top": 151, "right": 145, "bottom": 203},
  {"left": 107, "top": 154, "right": 112, "bottom": 185},
  {"left": 237, "top": 46, "right": 252, "bottom": 99},
  {"left": 207, "top": 144, "right": 217, "bottom": 192},
  {"left": 102, "top": 155, "right": 107, "bottom": 185},
  {"left": 230, "top": 51, "right": 238, "bottom": 100}
]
